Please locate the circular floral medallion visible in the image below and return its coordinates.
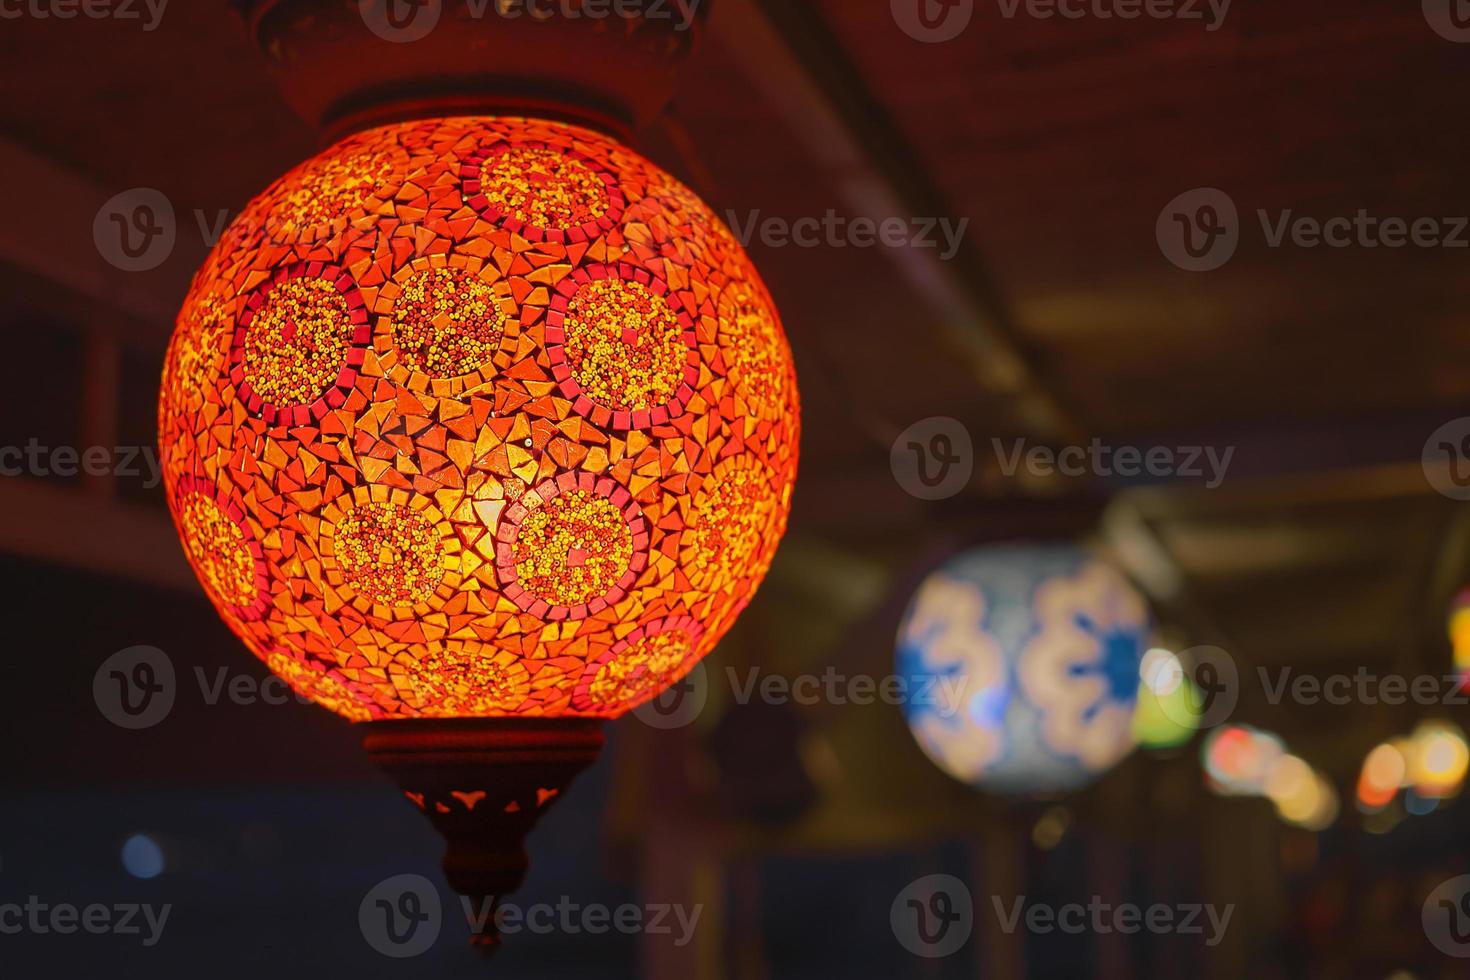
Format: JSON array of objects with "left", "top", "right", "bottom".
[
  {"left": 573, "top": 615, "right": 703, "bottom": 712},
  {"left": 229, "top": 262, "right": 369, "bottom": 426},
  {"left": 462, "top": 140, "right": 624, "bottom": 243},
  {"left": 546, "top": 263, "right": 700, "bottom": 430}
]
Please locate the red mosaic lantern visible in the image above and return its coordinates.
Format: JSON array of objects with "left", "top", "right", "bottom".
[{"left": 159, "top": 115, "right": 799, "bottom": 948}]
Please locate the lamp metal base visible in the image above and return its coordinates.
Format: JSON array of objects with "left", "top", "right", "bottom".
[{"left": 362, "top": 717, "right": 607, "bottom": 954}]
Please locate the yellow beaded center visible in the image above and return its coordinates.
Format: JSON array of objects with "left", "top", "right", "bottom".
[
  {"left": 685, "top": 460, "right": 776, "bottom": 591},
  {"left": 275, "top": 148, "right": 397, "bottom": 235},
  {"left": 335, "top": 502, "right": 446, "bottom": 607},
  {"left": 564, "top": 278, "right": 686, "bottom": 411},
  {"left": 721, "top": 283, "right": 788, "bottom": 421},
  {"left": 178, "top": 493, "right": 257, "bottom": 609},
  {"left": 588, "top": 630, "right": 692, "bottom": 708},
  {"left": 242, "top": 277, "right": 352, "bottom": 406},
  {"left": 391, "top": 267, "right": 506, "bottom": 377},
  {"left": 479, "top": 146, "right": 610, "bottom": 229},
  {"left": 514, "top": 490, "right": 633, "bottom": 606}
]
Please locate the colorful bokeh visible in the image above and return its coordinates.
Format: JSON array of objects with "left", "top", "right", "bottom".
[
  {"left": 159, "top": 117, "right": 800, "bottom": 721},
  {"left": 1450, "top": 587, "right": 1470, "bottom": 688}
]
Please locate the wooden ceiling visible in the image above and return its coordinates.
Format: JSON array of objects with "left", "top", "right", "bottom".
[{"left": 811, "top": 0, "right": 1470, "bottom": 433}]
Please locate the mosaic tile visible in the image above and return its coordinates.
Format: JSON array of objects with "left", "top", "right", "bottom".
[{"left": 160, "top": 117, "right": 800, "bottom": 720}]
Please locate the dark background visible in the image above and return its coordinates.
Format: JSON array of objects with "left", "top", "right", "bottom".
[{"left": 3, "top": 1, "right": 1470, "bottom": 977}]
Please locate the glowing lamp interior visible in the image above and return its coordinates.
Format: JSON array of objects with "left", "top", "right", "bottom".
[{"left": 160, "top": 116, "right": 800, "bottom": 722}]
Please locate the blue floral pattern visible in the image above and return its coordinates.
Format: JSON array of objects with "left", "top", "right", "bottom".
[{"left": 896, "top": 545, "right": 1152, "bottom": 796}]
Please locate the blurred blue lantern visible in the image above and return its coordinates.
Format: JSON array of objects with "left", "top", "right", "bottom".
[{"left": 896, "top": 544, "right": 1152, "bottom": 796}]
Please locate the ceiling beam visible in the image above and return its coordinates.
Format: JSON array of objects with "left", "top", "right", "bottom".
[
  {"left": 709, "top": 0, "right": 1087, "bottom": 444},
  {"left": 0, "top": 138, "right": 177, "bottom": 334},
  {"left": 0, "top": 479, "right": 195, "bottom": 593}
]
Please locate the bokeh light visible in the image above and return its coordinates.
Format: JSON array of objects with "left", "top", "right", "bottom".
[
  {"left": 1450, "top": 587, "right": 1470, "bottom": 688},
  {"left": 1203, "top": 724, "right": 1285, "bottom": 796},
  {"left": 1202, "top": 726, "right": 1338, "bottom": 831},
  {"left": 1406, "top": 720, "right": 1469, "bottom": 799},
  {"left": 1133, "top": 648, "right": 1200, "bottom": 749},
  {"left": 1265, "top": 755, "right": 1339, "bottom": 831},
  {"left": 1356, "top": 741, "right": 1408, "bottom": 812},
  {"left": 120, "top": 833, "right": 165, "bottom": 880},
  {"left": 896, "top": 544, "right": 1152, "bottom": 796}
]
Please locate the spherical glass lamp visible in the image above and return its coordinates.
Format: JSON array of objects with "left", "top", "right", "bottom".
[
  {"left": 160, "top": 115, "right": 799, "bottom": 947},
  {"left": 895, "top": 544, "right": 1150, "bottom": 797}
]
